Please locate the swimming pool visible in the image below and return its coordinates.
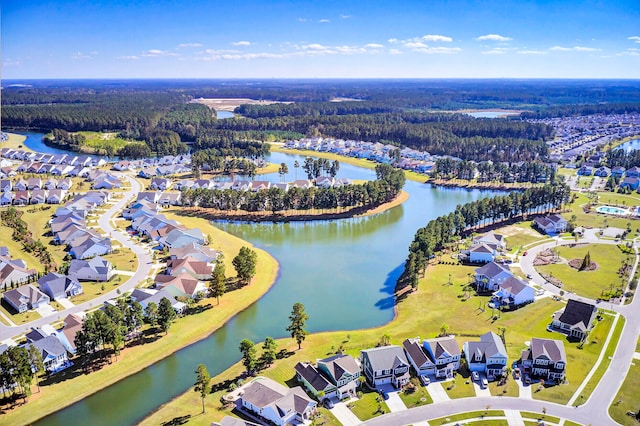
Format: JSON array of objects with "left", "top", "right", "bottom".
[{"left": 596, "top": 205, "right": 628, "bottom": 215}]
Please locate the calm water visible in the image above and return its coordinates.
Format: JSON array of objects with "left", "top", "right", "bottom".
[
  {"left": 217, "top": 110, "right": 235, "bottom": 119},
  {"left": 40, "top": 150, "right": 503, "bottom": 426},
  {"left": 13, "top": 131, "right": 111, "bottom": 158},
  {"left": 615, "top": 138, "right": 640, "bottom": 152},
  {"left": 465, "top": 111, "right": 519, "bottom": 118}
]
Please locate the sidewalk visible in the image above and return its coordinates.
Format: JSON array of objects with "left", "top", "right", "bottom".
[{"left": 331, "top": 401, "right": 361, "bottom": 426}]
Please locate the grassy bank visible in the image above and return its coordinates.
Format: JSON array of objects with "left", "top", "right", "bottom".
[
  {"left": 3, "top": 133, "right": 31, "bottom": 151},
  {"left": 609, "top": 363, "right": 640, "bottom": 425},
  {"left": 1, "top": 217, "right": 279, "bottom": 425}
]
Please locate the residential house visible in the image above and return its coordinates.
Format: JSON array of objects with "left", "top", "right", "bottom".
[
  {"left": 46, "top": 189, "right": 66, "bottom": 204},
  {"left": 463, "top": 331, "right": 508, "bottom": 380},
  {"left": 474, "top": 261, "right": 513, "bottom": 292},
  {"left": 551, "top": 299, "right": 597, "bottom": 341},
  {"left": 521, "top": 338, "right": 566, "bottom": 382},
  {"left": 155, "top": 272, "right": 206, "bottom": 299},
  {"left": 157, "top": 191, "right": 182, "bottom": 206},
  {"left": 403, "top": 335, "right": 461, "bottom": 380},
  {"left": 294, "top": 354, "right": 361, "bottom": 401},
  {"left": 44, "top": 178, "right": 58, "bottom": 190},
  {"left": 130, "top": 288, "right": 187, "bottom": 314},
  {"left": 27, "top": 177, "right": 42, "bottom": 190},
  {"left": 625, "top": 166, "right": 640, "bottom": 178},
  {"left": 619, "top": 177, "right": 640, "bottom": 191},
  {"left": 360, "top": 345, "right": 411, "bottom": 388},
  {"left": 1, "top": 192, "right": 14, "bottom": 206},
  {"left": 57, "top": 178, "right": 73, "bottom": 190},
  {"left": 472, "top": 232, "right": 506, "bottom": 251},
  {"left": 3, "top": 284, "right": 50, "bottom": 313},
  {"left": 159, "top": 228, "right": 206, "bottom": 249},
  {"left": 137, "top": 191, "right": 161, "bottom": 203},
  {"left": 577, "top": 165, "right": 593, "bottom": 176},
  {"left": 68, "top": 256, "right": 114, "bottom": 281},
  {"left": 37, "top": 272, "right": 83, "bottom": 300},
  {"left": 1, "top": 179, "right": 12, "bottom": 192},
  {"left": 26, "top": 335, "right": 70, "bottom": 373},
  {"left": 60, "top": 313, "right": 85, "bottom": 354},
  {"left": 239, "top": 377, "right": 317, "bottom": 426},
  {"left": 469, "top": 244, "right": 497, "bottom": 263},
  {"left": 492, "top": 276, "right": 535, "bottom": 307},
  {"left": 533, "top": 214, "right": 568, "bottom": 235},
  {"left": 150, "top": 178, "right": 172, "bottom": 191},
  {"left": 14, "top": 178, "right": 28, "bottom": 191},
  {"left": 167, "top": 258, "right": 213, "bottom": 280},
  {"left": 69, "top": 236, "right": 112, "bottom": 259},
  {"left": 594, "top": 166, "right": 611, "bottom": 177},
  {"left": 14, "top": 190, "right": 29, "bottom": 205},
  {"left": 316, "top": 176, "right": 335, "bottom": 188},
  {"left": 0, "top": 259, "right": 37, "bottom": 289},
  {"left": 169, "top": 242, "right": 219, "bottom": 263},
  {"left": 30, "top": 189, "right": 47, "bottom": 204},
  {"left": 611, "top": 166, "right": 626, "bottom": 178}
]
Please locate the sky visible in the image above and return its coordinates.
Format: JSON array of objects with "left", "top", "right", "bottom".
[{"left": 2, "top": 0, "right": 640, "bottom": 79}]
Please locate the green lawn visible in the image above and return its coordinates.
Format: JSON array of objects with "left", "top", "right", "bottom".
[
  {"left": 0, "top": 302, "right": 41, "bottom": 324},
  {"left": 533, "top": 312, "right": 614, "bottom": 404},
  {"left": 103, "top": 248, "right": 139, "bottom": 272},
  {"left": 609, "top": 363, "right": 640, "bottom": 425},
  {"left": 575, "top": 315, "right": 625, "bottom": 406},
  {"left": 349, "top": 387, "right": 390, "bottom": 421},
  {"left": 567, "top": 192, "right": 640, "bottom": 231},
  {"left": 398, "top": 385, "right": 433, "bottom": 408},
  {"left": 77, "top": 131, "right": 132, "bottom": 154},
  {"left": 501, "top": 222, "right": 548, "bottom": 252},
  {"left": 520, "top": 411, "right": 560, "bottom": 423},
  {"left": 535, "top": 243, "right": 632, "bottom": 299},
  {"left": 488, "top": 376, "right": 519, "bottom": 397},
  {"left": 442, "top": 374, "right": 476, "bottom": 399}
]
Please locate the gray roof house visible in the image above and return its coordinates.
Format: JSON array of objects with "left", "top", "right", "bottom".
[
  {"left": 26, "top": 335, "right": 70, "bottom": 373},
  {"left": 159, "top": 228, "right": 205, "bottom": 249},
  {"left": 521, "top": 337, "right": 567, "bottom": 382},
  {"left": 463, "top": 331, "right": 508, "bottom": 380},
  {"left": 68, "top": 256, "right": 114, "bottom": 281},
  {"left": 551, "top": 299, "right": 597, "bottom": 341},
  {"left": 294, "top": 354, "right": 360, "bottom": 401},
  {"left": 3, "top": 284, "right": 50, "bottom": 313},
  {"left": 474, "top": 261, "right": 513, "bottom": 292},
  {"left": 239, "top": 377, "right": 317, "bottom": 426},
  {"left": 403, "top": 336, "right": 461, "bottom": 380},
  {"left": 360, "top": 345, "right": 410, "bottom": 388},
  {"left": 37, "top": 272, "right": 83, "bottom": 300}
]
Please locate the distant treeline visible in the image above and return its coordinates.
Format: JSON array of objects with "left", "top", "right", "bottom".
[
  {"left": 434, "top": 158, "right": 556, "bottom": 184},
  {"left": 397, "top": 182, "right": 570, "bottom": 290},
  {"left": 520, "top": 102, "right": 640, "bottom": 119}
]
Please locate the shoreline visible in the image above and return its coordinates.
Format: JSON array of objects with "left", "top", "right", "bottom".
[
  {"left": 430, "top": 179, "right": 538, "bottom": 191},
  {"left": 176, "top": 190, "right": 409, "bottom": 223},
  {"left": 2, "top": 132, "right": 32, "bottom": 152},
  {"left": 2, "top": 216, "right": 281, "bottom": 426}
]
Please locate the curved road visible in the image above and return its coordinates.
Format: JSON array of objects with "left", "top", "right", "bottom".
[
  {"left": 365, "top": 232, "right": 640, "bottom": 425},
  {"left": 0, "top": 172, "right": 152, "bottom": 341}
]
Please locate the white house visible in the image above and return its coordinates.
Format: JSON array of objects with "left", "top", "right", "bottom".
[
  {"left": 492, "top": 276, "right": 535, "bottom": 307},
  {"left": 463, "top": 331, "right": 508, "bottom": 380},
  {"left": 474, "top": 261, "right": 513, "bottom": 292},
  {"left": 469, "top": 244, "right": 497, "bottom": 263},
  {"left": 533, "top": 214, "right": 567, "bottom": 235}
]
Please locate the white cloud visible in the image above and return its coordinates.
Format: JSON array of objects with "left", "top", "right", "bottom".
[
  {"left": 404, "top": 41, "right": 428, "bottom": 49},
  {"left": 414, "top": 46, "right": 461, "bottom": 54},
  {"left": 517, "top": 50, "right": 547, "bottom": 55},
  {"left": 71, "top": 51, "right": 98, "bottom": 60},
  {"left": 364, "top": 43, "right": 384, "bottom": 49},
  {"left": 628, "top": 36, "right": 640, "bottom": 43},
  {"left": 340, "top": 14, "right": 352, "bottom": 19},
  {"left": 388, "top": 38, "right": 399, "bottom": 44},
  {"left": 178, "top": 43, "right": 203, "bottom": 48},
  {"left": 142, "top": 49, "right": 178, "bottom": 57},
  {"left": 297, "top": 18, "right": 307, "bottom": 22},
  {"left": 482, "top": 49, "right": 506, "bottom": 55},
  {"left": 389, "top": 49, "right": 403, "bottom": 55},
  {"left": 421, "top": 34, "right": 453, "bottom": 42},
  {"left": 550, "top": 46, "right": 601, "bottom": 52},
  {"left": 232, "top": 41, "right": 251, "bottom": 46},
  {"left": 118, "top": 55, "right": 140, "bottom": 60},
  {"left": 476, "top": 34, "right": 512, "bottom": 42},
  {"left": 302, "top": 44, "right": 330, "bottom": 50},
  {"left": 617, "top": 48, "right": 640, "bottom": 56},
  {"left": 319, "top": 19, "right": 330, "bottom": 23}
]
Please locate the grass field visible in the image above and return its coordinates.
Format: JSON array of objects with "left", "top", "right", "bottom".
[
  {"left": 349, "top": 387, "right": 389, "bottom": 421},
  {"left": 443, "top": 374, "right": 476, "bottom": 399},
  {"left": 567, "top": 192, "right": 640, "bottom": 231},
  {"left": 500, "top": 222, "right": 548, "bottom": 252},
  {"left": 430, "top": 410, "right": 505, "bottom": 424},
  {"left": 3, "top": 133, "right": 30, "bottom": 151},
  {"left": 1, "top": 215, "right": 279, "bottom": 426},
  {"left": 609, "top": 363, "right": 640, "bottom": 425},
  {"left": 573, "top": 314, "right": 625, "bottom": 406},
  {"left": 520, "top": 411, "right": 560, "bottom": 423},
  {"left": 398, "top": 384, "right": 433, "bottom": 408},
  {"left": 78, "top": 131, "right": 131, "bottom": 154},
  {"left": 535, "top": 243, "right": 632, "bottom": 299},
  {"left": 488, "top": 376, "right": 519, "bottom": 397}
]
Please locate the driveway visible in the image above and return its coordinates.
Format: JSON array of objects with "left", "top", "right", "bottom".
[
  {"left": 385, "top": 391, "right": 407, "bottom": 412},
  {"left": 57, "top": 298, "right": 75, "bottom": 309},
  {"left": 472, "top": 376, "right": 491, "bottom": 397},
  {"left": 516, "top": 377, "right": 532, "bottom": 399},
  {"left": 331, "top": 401, "right": 361, "bottom": 426},
  {"left": 426, "top": 381, "right": 450, "bottom": 403},
  {"left": 36, "top": 304, "right": 57, "bottom": 317}
]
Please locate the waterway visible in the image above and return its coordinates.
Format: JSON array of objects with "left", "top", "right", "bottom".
[
  {"left": 217, "top": 110, "right": 235, "bottom": 119},
  {"left": 39, "top": 150, "right": 503, "bottom": 425},
  {"left": 11, "top": 131, "right": 111, "bottom": 158},
  {"left": 614, "top": 138, "right": 640, "bottom": 152}
]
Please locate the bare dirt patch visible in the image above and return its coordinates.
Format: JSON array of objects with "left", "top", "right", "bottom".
[
  {"left": 190, "top": 98, "right": 292, "bottom": 112},
  {"left": 568, "top": 258, "right": 599, "bottom": 271},
  {"left": 500, "top": 224, "right": 540, "bottom": 238}
]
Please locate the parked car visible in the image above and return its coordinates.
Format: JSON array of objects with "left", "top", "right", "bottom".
[
  {"left": 524, "top": 375, "right": 532, "bottom": 384},
  {"left": 420, "top": 376, "right": 430, "bottom": 386},
  {"left": 481, "top": 378, "right": 488, "bottom": 387},
  {"left": 523, "top": 251, "right": 528, "bottom": 256},
  {"left": 472, "top": 371, "right": 479, "bottom": 381},
  {"left": 526, "top": 274, "right": 533, "bottom": 279},
  {"left": 380, "top": 390, "right": 389, "bottom": 400}
]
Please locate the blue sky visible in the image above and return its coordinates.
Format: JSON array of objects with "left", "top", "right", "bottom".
[{"left": 2, "top": 0, "right": 639, "bottom": 79}]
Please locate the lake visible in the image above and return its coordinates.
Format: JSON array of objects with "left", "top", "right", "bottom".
[
  {"left": 39, "top": 150, "right": 503, "bottom": 426},
  {"left": 217, "top": 111, "right": 235, "bottom": 119},
  {"left": 614, "top": 138, "right": 640, "bottom": 152}
]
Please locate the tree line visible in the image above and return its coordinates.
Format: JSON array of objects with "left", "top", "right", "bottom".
[
  {"left": 181, "top": 164, "right": 405, "bottom": 213},
  {"left": 398, "top": 182, "right": 571, "bottom": 290},
  {"left": 434, "top": 157, "right": 556, "bottom": 184}
]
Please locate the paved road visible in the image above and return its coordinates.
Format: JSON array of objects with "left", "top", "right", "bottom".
[
  {"left": 0, "top": 172, "right": 152, "bottom": 341},
  {"left": 364, "top": 232, "right": 640, "bottom": 425}
]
